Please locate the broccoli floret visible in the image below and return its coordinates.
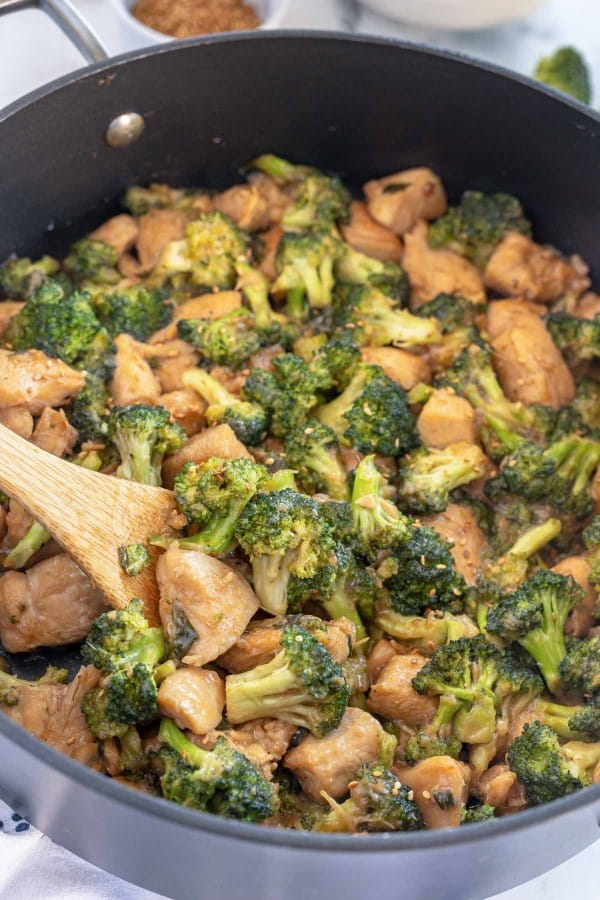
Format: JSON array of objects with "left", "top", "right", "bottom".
[
  {"left": 118, "top": 543, "right": 151, "bottom": 576},
  {"left": 182, "top": 367, "right": 267, "bottom": 446},
  {"left": 564, "top": 378, "right": 600, "bottom": 432},
  {"left": 64, "top": 239, "right": 120, "bottom": 285},
  {"left": 225, "top": 622, "right": 349, "bottom": 736},
  {"left": 67, "top": 374, "right": 110, "bottom": 444},
  {"left": 317, "top": 363, "right": 419, "bottom": 457},
  {"left": 156, "top": 212, "right": 249, "bottom": 289},
  {"left": 273, "top": 228, "right": 342, "bottom": 314},
  {"left": 507, "top": 721, "right": 586, "bottom": 805},
  {"left": 159, "top": 718, "right": 277, "bottom": 822},
  {"left": 350, "top": 454, "right": 411, "bottom": 553},
  {"left": 107, "top": 403, "right": 185, "bottom": 486},
  {"left": 379, "top": 526, "right": 467, "bottom": 617},
  {"left": 559, "top": 636, "right": 600, "bottom": 695},
  {"left": 534, "top": 46, "right": 592, "bottom": 104},
  {"left": 486, "top": 570, "right": 582, "bottom": 693},
  {"left": 123, "top": 182, "right": 192, "bottom": 216},
  {"left": 404, "top": 732, "right": 463, "bottom": 764},
  {"left": 307, "top": 333, "right": 361, "bottom": 392},
  {"left": 250, "top": 154, "right": 316, "bottom": 183},
  {"left": 0, "top": 255, "right": 60, "bottom": 298},
  {"left": 317, "top": 764, "right": 423, "bottom": 833},
  {"left": 0, "top": 663, "right": 68, "bottom": 708},
  {"left": 282, "top": 174, "right": 350, "bottom": 231},
  {"left": 335, "top": 246, "right": 410, "bottom": 303},
  {"left": 568, "top": 698, "right": 600, "bottom": 740},
  {"left": 375, "top": 609, "right": 477, "bottom": 653},
  {"left": 334, "top": 283, "right": 441, "bottom": 349},
  {"left": 397, "top": 442, "right": 487, "bottom": 514},
  {"left": 521, "top": 696, "right": 600, "bottom": 741},
  {"left": 234, "top": 489, "right": 335, "bottom": 615},
  {"left": 417, "top": 293, "right": 482, "bottom": 371},
  {"left": 173, "top": 457, "right": 268, "bottom": 555},
  {"left": 235, "top": 260, "right": 288, "bottom": 344},
  {"left": 284, "top": 419, "right": 349, "bottom": 501},
  {"left": 461, "top": 803, "right": 496, "bottom": 824},
  {"left": 90, "top": 285, "right": 173, "bottom": 341},
  {"left": 2, "top": 521, "right": 50, "bottom": 570},
  {"left": 82, "top": 599, "right": 166, "bottom": 673},
  {"left": 178, "top": 308, "right": 262, "bottom": 370},
  {"left": 480, "top": 518, "right": 563, "bottom": 595},
  {"left": 243, "top": 353, "right": 321, "bottom": 438},
  {"left": 428, "top": 191, "right": 531, "bottom": 268}
]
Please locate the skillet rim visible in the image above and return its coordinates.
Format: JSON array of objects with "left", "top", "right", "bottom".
[{"left": 0, "top": 29, "right": 599, "bottom": 850}]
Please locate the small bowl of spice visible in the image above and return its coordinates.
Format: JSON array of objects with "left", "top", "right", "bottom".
[{"left": 111, "top": 0, "right": 288, "bottom": 46}]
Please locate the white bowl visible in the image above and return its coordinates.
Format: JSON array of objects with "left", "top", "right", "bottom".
[
  {"left": 109, "top": 0, "right": 289, "bottom": 47},
  {"left": 359, "top": 0, "right": 545, "bottom": 31}
]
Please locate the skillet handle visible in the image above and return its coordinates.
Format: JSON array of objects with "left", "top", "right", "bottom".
[{"left": 0, "top": 0, "right": 108, "bottom": 63}]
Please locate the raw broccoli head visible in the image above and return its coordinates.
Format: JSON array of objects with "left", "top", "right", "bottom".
[
  {"left": 107, "top": 403, "right": 186, "bottom": 486},
  {"left": 351, "top": 454, "right": 411, "bottom": 554},
  {"left": 90, "top": 285, "right": 173, "bottom": 341},
  {"left": 67, "top": 373, "right": 110, "bottom": 444},
  {"left": 284, "top": 419, "right": 349, "bottom": 501},
  {"left": 225, "top": 622, "right": 349, "bottom": 736},
  {"left": 507, "top": 721, "right": 586, "bottom": 806},
  {"left": 428, "top": 190, "right": 531, "bottom": 268},
  {"left": 243, "top": 353, "right": 321, "bottom": 438},
  {"left": 397, "top": 443, "right": 487, "bottom": 514},
  {"left": 534, "top": 46, "right": 592, "bottom": 104},
  {"left": 178, "top": 308, "right": 262, "bottom": 370},
  {"left": 334, "top": 283, "right": 441, "bottom": 349},
  {"left": 317, "top": 363, "right": 420, "bottom": 457},
  {"left": 379, "top": 526, "right": 467, "bottom": 617},
  {"left": 282, "top": 173, "right": 350, "bottom": 230},
  {"left": 173, "top": 457, "right": 268, "bottom": 555},
  {"left": 335, "top": 245, "right": 410, "bottom": 303},
  {"left": 319, "top": 764, "right": 424, "bottom": 833},
  {"left": 486, "top": 570, "right": 582, "bottom": 694},
  {"left": 182, "top": 367, "right": 267, "bottom": 447},
  {"left": 0, "top": 255, "right": 60, "bottom": 298},
  {"left": 559, "top": 636, "right": 600, "bottom": 695},
  {"left": 64, "top": 239, "right": 120, "bottom": 285},
  {"left": 273, "top": 228, "right": 342, "bottom": 314},
  {"left": 159, "top": 719, "right": 277, "bottom": 823},
  {"left": 234, "top": 488, "right": 336, "bottom": 615}
]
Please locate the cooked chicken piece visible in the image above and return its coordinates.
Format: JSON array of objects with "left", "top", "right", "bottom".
[
  {"left": 424, "top": 503, "right": 487, "bottom": 586},
  {"left": 0, "top": 406, "right": 33, "bottom": 439},
  {"left": 247, "top": 344, "right": 283, "bottom": 374},
  {"left": 367, "top": 653, "right": 438, "bottom": 727},
  {"left": 257, "top": 225, "right": 283, "bottom": 280},
  {"left": 217, "top": 617, "right": 354, "bottom": 673},
  {"left": 134, "top": 207, "right": 188, "bottom": 274},
  {"left": 2, "top": 665, "right": 101, "bottom": 765},
  {"left": 154, "top": 344, "right": 200, "bottom": 393},
  {"left": 209, "top": 365, "right": 246, "bottom": 395},
  {"left": 284, "top": 707, "right": 386, "bottom": 802},
  {"left": 4, "top": 500, "right": 33, "bottom": 548},
  {"left": 366, "top": 639, "right": 398, "bottom": 684},
  {"left": 162, "top": 424, "right": 253, "bottom": 488},
  {"left": 198, "top": 719, "right": 297, "bottom": 781},
  {"left": 0, "top": 349, "right": 85, "bottom": 414},
  {"left": 340, "top": 201, "right": 403, "bottom": 262},
  {"left": 247, "top": 172, "right": 291, "bottom": 225},
  {"left": 573, "top": 291, "right": 600, "bottom": 320},
  {"left": 89, "top": 214, "right": 138, "bottom": 255},
  {"left": 361, "top": 346, "right": 431, "bottom": 390},
  {"left": 156, "top": 545, "right": 259, "bottom": 666},
  {"left": 394, "top": 757, "right": 470, "bottom": 828},
  {"left": 159, "top": 388, "right": 206, "bottom": 437},
  {"left": 157, "top": 667, "right": 225, "bottom": 735},
  {"left": 149, "top": 292, "right": 243, "bottom": 343},
  {"left": 417, "top": 388, "right": 477, "bottom": 449},
  {"left": 486, "top": 298, "right": 545, "bottom": 339},
  {"left": 363, "top": 168, "right": 447, "bottom": 236},
  {"left": 475, "top": 764, "right": 520, "bottom": 812},
  {"left": 0, "top": 300, "right": 24, "bottom": 336},
  {"left": 110, "top": 333, "right": 161, "bottom": 407},
  {"left": 553, "top": 557, "right": 597, "bottom": 638},
  {"left": 0, "top": 553, "right": 106, "bottom": 652},
  {"left": 31, "top": 407, "right": 78, "bottom": 458},
  {"left": 214, "top": 184, "right": 270, "bottom": 231},
  {"left": 403, "top": 222, "right": 486, "bottom": 309},
  {"left": 484, "top": 232, "right": 590, "bottom": 303},
  {"left": 491, "top": 320, "right": 575, "bottom": 409}
]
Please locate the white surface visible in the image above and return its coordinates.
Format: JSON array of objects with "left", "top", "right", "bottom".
[
  {"left": 0, "top": 0, "right": 599, "bottom": 897},
  {"left": 358, "top": 0, "right": 544, "bottom": 31}
]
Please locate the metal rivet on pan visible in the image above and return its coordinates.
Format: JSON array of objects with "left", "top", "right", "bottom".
[{"left": 105, "top": 112, "right": 145, "bottom": 148}]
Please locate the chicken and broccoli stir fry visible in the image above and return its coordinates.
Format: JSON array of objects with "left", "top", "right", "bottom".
[{"left": 0, "top": 154, "right": 599, "bottom": 832}]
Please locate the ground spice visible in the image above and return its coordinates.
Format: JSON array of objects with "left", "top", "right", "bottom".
[{"left": 132, "top": 0, "right": 261, "bottom": 38}]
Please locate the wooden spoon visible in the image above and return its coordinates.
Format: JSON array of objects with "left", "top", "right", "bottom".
[{"left": 0, "top": 423, "right": 177, "bottom": 624}]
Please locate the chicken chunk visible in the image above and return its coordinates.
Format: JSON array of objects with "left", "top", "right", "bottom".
[
  {"left": 484, "top": 232, "right": 590, "bottom": 303},
  {"left": 284, "top": 707, "right": 386, "bottom": 802},
  {"left": 162, "top": 424, "right": 253, "bottom": 488},
  {"left": 159, "top": 388, "right": 206, "bottom": 437},
  {"left": 157, "top": 667, "right": 225, "bottom": 735},
  {"left": 361, "top": 346, "right": 431, "bottom": 390},
  {"left": 486, "top": 298, "right": 545, "bottom": 339},
  {"left": 363, "top": 168, "right": 447, "bottom": 236},
  {"left": 491, "top": 320, "right": 575, "bottom": 409},
  {"left": 217, "top": 617, "right": 354, "bottom": 673},
  {"left": 2, "top": 665, "right": 101, "bottom": 765},
  {"left": 110, "top": 333, "right": 161, "bottom": 407},
  {"left": 0, "top": 300, "right": 24, "bottom": 337},
  {"left": 199, "top": 719, "right": 297, "bottom": 781},
  {"left": 0, "top": 349, "right": 85, "bottom": 414},
  {"left": 214, "top": 184, "right": 270, "bottom": 232},
  {"left": 257, "top": 225, "right": 283, "bottom": 280},
  {"left": 156, "top": 545, "right": 259, "bottom": 667},
  {"left": 474, "top": 764, "right": 521, "bottom": 813},
  {"left": 424, "top": 503, "right": 487, "bottom": 586},
  {"left": 394, "top": 757, "right": 470, "bottom": 828},
  {"left": 133, "top": 207, "right": 188, "bottom": 274},
  {"left": 367, "top": 653, "right": 438, "bottom": 727},
  {"left": 573, "top": 292, "right": 600, "bottom": 320},
  {"left": 403, "top": 222, "right": 486, "bottom": 309},
  {"left": 89, "top": 214, "right": 138, "bottom": 255},
  {"left": 3, "top": 499, "right": 32, "bottom": 549},
  {"left": 31, "top": 407, "right": 78, "bottom": 458},
  {"left": 417, "top": 388, "right": 477, "bottom": 449},
  {"left": 0, "top": 406, "right": 33, "bottom": 439},
  {"left": 366, "top": 639, "right": 398, "bottom": 684},
  {"left": 247, "top": 172, "right": 291, "bottom": 225},
  {"left": 340, "top": 201, "right": 403, "bottom": 262},
  {"left": 0, "top": 553, "right": 106, "bottom": 652},
  {"left": 149, "top": 292, "right": 243, "bottom": 343},
  {"left": 553, "top": 556, "right": 598, "bottom": 638}
]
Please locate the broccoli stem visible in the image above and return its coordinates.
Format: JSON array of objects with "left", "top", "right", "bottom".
[
  {"left": 508, "top": 519, "right": 562, "bottom": 558},
  {"left": 158, "top": 718, "right": 219, "bottom": 777},
  {"left": 321, "top": 590, "right": 367, "bottom": 641},
  {"left": 225, "top": 650, "right": 307, "bottom": 723},
  {"left": 520, "top": 626, "right": 567, "bottom": 696},
  {"left": 183, "top": 368, "right": 235, "bottom": 407},
  {"left": 251, "top": 154, "right": 298, "bottom": 182},
  {"left": 251, "top": 551, "right": 294, "bottom": 615},
  {"left": 286, "top": 286, "right": 306, "bottom": 319},
  {"left": 3, "top": 521, "right": 50, "bottom": 569}
]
